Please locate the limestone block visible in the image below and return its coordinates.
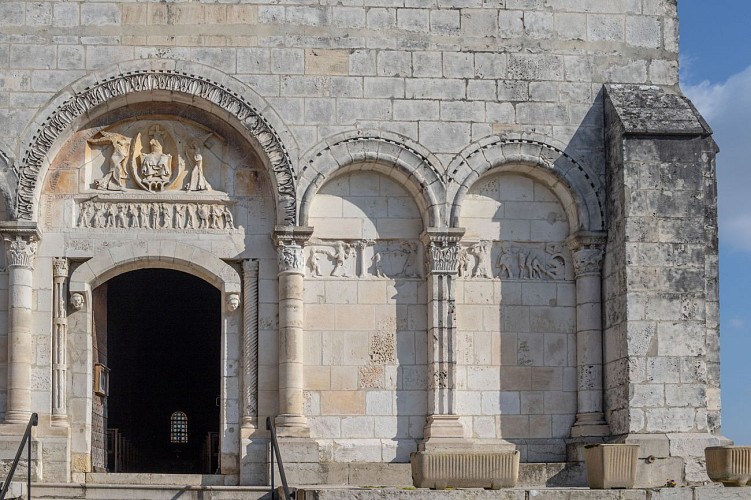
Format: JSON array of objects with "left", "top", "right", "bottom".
[
  {"left": 349, "top": 462, "right": 412, "bottom": 485},
  {"left": 626, "top": 15, "right": 661, "bottom": 49},
  {"left": 334, "top": 439, "right": 382, "bottom": 462},
  {"left": 81, "top": 3, "right": 120, "bottom": 26},
  {"left": 321, "top": 391, "right": 366, "bottom": 415},
  {"left": 311, "top": 416, "right": 342, "bottom": 438},
  {"left": 333, "top": 7, "right": 366, "bottom": 28},
  {"left": 306, "top": 49, "right": 349, "bottom": 76}
]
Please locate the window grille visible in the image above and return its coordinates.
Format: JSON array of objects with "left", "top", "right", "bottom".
[{"left": 170, "top": 411, "right": 188, "bottom": 444}]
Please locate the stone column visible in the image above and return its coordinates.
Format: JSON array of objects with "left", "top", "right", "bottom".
[
  {"left": 52, "top": 257, "right": 69, "bottom": 426},
  {"left": 567, "top": 232, "right": 609, "bottom": 437},
  {"left": 241, "top": 259, "right": 259, "bottom": 430},
  {"left": 272, "top": 226, "right": 313, "bottom": 437},
  {"left": 1, "top": 222, "right": 40, "bottom": 425},
  {"left": 420, "top": 228, "right": 466, "bottom": 446}
]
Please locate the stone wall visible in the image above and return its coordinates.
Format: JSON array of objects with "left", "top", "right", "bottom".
[{"left": 0, "top": 0, "right": 724, "bottom": 489}]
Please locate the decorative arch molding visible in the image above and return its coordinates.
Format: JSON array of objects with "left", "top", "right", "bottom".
[
  {"left": 447, "top": 136, "right": 605, "bottom": 232},
  {"left": 69, "top": 241, "right": 241, "bottom": 295},
  {"left": 298, "top": 131, "right": 446, "bottom": 228},
  {"left": 16, "top": 59, "right": 297, "bottom": 225},
  {"left": 0, "top": 145, "right": 17, "bottom": 218}
]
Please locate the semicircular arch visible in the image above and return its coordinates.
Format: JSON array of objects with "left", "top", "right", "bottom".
[
  {"left": 17, "top": 59, "right": 298, "bottom": 225},
  {"left": 298, "top": 131, "right": 446, "bottom": 228},
  {"left": 69, "top": 241, "right": 241, "bottom": 295},
  {"left": 447, "top": 136, "right": 605, "bottom": 232}
]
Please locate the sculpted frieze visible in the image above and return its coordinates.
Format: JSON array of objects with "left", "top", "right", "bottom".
[
  {"left": 76, "top": 200, "right": 236, "bottom": 231},
  {"left": 458, "top": 240, "right": 571, "bottom": 281},
  {"left": 306, "top": 239, "right": 423, "bottom": 279}
]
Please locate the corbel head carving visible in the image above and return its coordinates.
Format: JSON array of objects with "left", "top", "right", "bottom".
[{"left": 70, "top": 292, "right": 85, "bottom": 311}]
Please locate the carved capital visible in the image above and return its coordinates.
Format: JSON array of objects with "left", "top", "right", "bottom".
[
  {"left": 53, "top": 257, "right": 69, "bottom": 278},
  {"left": 273, "top": 226, "right": 313, "bottom": 273},
  {"left": 421, "top": 228, "right": 465, "bottom": 273},
  {"left": 6, "top": 236, "right": 38, "bottom": 269},
  {"left": 572, "top": 247, "right": 604, "bottom": 277}
]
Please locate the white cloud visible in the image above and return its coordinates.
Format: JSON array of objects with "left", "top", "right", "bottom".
[{"left": 683, "top": 66, "right": 751, "bottom": 252}]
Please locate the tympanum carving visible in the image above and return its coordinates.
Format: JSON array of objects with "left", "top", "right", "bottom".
[{"left": 87, "top": 121, "right": 222, "bottom": 195}]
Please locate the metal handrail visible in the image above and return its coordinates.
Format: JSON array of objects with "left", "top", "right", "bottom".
[
  {"left": 0, "top": 412, "right": 38, "bottom": 500},
  {"left": 266, "top": 416, "right": 292, "bottom": 500}
]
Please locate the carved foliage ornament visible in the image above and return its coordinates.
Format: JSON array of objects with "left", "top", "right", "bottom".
[
  {"left": 572, "top": 247, "right": 604, "bottom": 276},
  {"left": 19, "top": 70, "right": 295, "bottom": 223},
  {"left": 6, "top": 236, "right": 37, "bottom": 269}
]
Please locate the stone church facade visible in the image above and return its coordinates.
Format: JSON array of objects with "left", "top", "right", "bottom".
[{"left": 0, "top": 0, "right": 723, "bottom": 489}]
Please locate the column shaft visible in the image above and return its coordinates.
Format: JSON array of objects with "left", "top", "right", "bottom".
[
  {"left": 4, "top": 235, "right": 38, "bottom": 424},
  {"left": 242, "top": 259, "right": 259, "bottom": 429},
  {"left": 568, "top": 234, "right": 609, "bottom": 437},
  {"left": 52, "top": 257, "right": 69, "bottom": 425},
  {"left": 273, "top": 226, "right": 313, "bottom": 437}
]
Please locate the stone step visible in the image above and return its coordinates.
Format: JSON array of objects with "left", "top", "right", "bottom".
[{"left": 31, "top": 483, "right": 270, "bottom": 500}]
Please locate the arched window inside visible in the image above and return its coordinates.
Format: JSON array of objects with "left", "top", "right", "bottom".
[{"left": 170, "top": 411, "right": 188, "bottom": 444}]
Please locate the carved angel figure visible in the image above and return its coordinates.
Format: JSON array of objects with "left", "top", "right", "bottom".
[{"left": 88, "top": 132, "right": 131, "bottom": 191}]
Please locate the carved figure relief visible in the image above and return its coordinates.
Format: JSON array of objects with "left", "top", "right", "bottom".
[
  {"left": 87, "top": 120, "right": 226, "bottom": 195},
  {"left": 76, "top": 200, "right": 236, "bottom": 231},
  {"left": 306, "top": 239, "right": 423, "bottom": 279},
  {"left": 458, "top": 241, "right": 570, "bottom": 281}
]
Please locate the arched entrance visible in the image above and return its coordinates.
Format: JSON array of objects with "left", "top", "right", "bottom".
[
  {"left": 96, "top": 269, "right": 221, "bottom": 473},
  {"left": 67, "top": 242, "right": 244, "bottom": 479}
]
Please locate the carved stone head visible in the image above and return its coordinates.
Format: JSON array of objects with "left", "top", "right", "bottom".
[
  {"left": 70, "top": 293, "right": 85, "bottom": 311},
  {"left": 227, "top": 293, "right": 240, "bottom": 312}
]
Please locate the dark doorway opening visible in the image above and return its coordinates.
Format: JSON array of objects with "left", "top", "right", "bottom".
[{"left": 104, "top": 268, "right": 220, "bottom": 474}]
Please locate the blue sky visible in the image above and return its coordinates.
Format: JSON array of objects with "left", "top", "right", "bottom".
[{"left": 679, "top": 1, "right": 751, "bottom": 444}]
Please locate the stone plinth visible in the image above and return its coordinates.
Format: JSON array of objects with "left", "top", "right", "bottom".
[
  {"left": 583, "top": 444, "right": 639, "bottom": 489},
  {"left": 706, "top": 446, "right": 751, "bottom": 487},
  {"left": 410, "top": 451, "right": 520, "bottom": 489}
]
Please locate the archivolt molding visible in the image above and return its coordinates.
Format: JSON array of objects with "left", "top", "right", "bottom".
[
  {"left": 0, "top": 145, "right": 17, "bottom": 218},
  {"left": 17, "top": 63, "right": 296, "bottom": 224},
  {"left": 447, "top": 136, "right": 605, "bottom": 232},
  {"left": 298, "top": 131, "right": 446, "bottom": 228},
  {"left": 68, "top": 241, "right": 241, "bottom": 295}
]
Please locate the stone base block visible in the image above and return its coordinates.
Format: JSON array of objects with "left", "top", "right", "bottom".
[
  {"left": 706, "top": 446, "right": 751, "bottom": 487},
  {"left": 583, "top": 444, "right": 639, "bottom": 489},
  {"left": 410, "top": 450, "right": 520, "bottom": 489}
]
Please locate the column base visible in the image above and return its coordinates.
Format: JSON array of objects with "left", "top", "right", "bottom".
[
  {"left": 4, "top": 410, "right": 32, "bottom": 425},
  {"left": 50, "top": 414, "right": 69, "bottom": 427},
  {"left": 419, "top": 415, "right": 515, "bottom": 453},
  {"left": 570, "top": 412, "right": 609, "bottom": 437},
  {"left": 274, "top": 414, "right": 310, "bottom": 438}
]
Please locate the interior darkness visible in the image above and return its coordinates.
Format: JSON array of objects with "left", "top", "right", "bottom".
[{"left": 106, "top": 269, "right": 220, "bottom": 473}]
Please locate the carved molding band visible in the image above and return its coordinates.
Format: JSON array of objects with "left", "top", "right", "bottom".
[
  {"left": 19, "top": 70, "right": 295, "bottom": 223},
  {"left": 77, "top": 201, "right": 235, "bottom": 231}
]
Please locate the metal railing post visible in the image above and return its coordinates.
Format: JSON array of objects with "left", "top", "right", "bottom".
[
  {"left": 266, "top": 416, "right": 291, "bottom": 500},
  {"left": 0, "top": 412, "right": 38, "bottom": 500}
]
